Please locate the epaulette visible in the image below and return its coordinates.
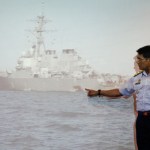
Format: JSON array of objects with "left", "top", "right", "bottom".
[{"left": 133, "top": 70, "right": 143, "bottom": 77}]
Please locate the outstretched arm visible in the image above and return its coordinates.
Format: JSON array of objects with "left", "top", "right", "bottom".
[{"left": 85, "top": 88, "right": 122, "bottom": 97}]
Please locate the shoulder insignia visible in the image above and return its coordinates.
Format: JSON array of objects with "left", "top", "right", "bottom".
[{"left": 133, "top": 71, "right": 143, "bottom": 77}]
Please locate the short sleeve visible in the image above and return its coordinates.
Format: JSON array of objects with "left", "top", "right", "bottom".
[{"left": 119, "top": 78, "right": 135, "bottom": 97}]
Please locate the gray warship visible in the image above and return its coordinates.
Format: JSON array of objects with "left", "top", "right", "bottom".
[{"left": 0, "top": 15, "right": 125, "bottom": 91}]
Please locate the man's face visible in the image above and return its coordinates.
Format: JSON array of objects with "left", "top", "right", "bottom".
[{"left": 135, "top": 54, "right": 150, "bottom": 71}]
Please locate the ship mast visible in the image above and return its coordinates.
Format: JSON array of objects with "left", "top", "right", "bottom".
[{"left": 34, "top": 15, "right": 47, "bottom": 57}]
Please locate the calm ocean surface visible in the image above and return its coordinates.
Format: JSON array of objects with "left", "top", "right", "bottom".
[{"left": 0, "top": 91, "right": 135, "bottom": 150}]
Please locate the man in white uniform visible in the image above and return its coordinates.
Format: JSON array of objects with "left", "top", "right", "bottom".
[{"left": 86, "top": 45, "right": 150, "bottom": 150}]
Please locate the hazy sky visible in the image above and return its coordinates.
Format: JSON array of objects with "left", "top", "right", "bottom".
[{"left": 0, "top": 0, "right": 150, "bottom": 75}]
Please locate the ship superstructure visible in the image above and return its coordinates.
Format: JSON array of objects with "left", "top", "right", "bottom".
[{"left": 13, "top": 16, "right": 96, "bottom": 79}]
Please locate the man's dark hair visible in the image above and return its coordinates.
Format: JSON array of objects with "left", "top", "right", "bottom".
[{"left": 137, "top": 45, "right": 150, "bottom": 58}]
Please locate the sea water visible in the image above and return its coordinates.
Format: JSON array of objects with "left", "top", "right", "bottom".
[{"left": 0, "top": 91, "right": 135, "bottom": 150}]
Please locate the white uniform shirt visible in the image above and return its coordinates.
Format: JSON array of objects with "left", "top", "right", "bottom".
[{"left": 119, "top": 71, "right": 150, "bottom": 111}]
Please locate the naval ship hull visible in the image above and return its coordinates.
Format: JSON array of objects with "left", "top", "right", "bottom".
[
  {"left": 2, "top": 78, "right": 105, "bottom": 92},
  {"left": 0, "top": 77, "right": 12, "bottom": 90}
]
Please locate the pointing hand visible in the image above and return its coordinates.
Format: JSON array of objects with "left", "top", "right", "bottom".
[{"left": 85, "top": 88, "right": 98, "bottom": 97}]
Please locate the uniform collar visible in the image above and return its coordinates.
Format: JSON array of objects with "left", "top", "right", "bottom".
[{"left": 142, "top": 71, "right": 150, "bottom": 77}]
